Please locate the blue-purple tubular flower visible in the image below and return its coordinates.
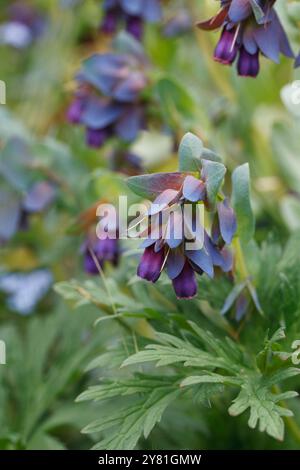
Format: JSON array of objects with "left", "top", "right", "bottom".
[
  {"left": 197, "top": 0, "right": 294, "bottom": 77},
  {"left": 101, "top": 0, "right": 162, "bottom": 40},
  {"left": 0, "top": 1, "right": 46, "bottom": 49},
  {"left": 83, "top": 233, "right": 120, "bottom": 275},
  {"left": 172, "top": 261, "right": 197, "bottom": 299},
  {"left": 67, "top": 51, "right": 148, "bottom": 148},
  {"left": 137, "top": 245, "right": 165, "bottom": 282},
  {"left": 0, "top": 181, "right": 56, "bottom": 244},
  {"left": 136, "top": 172, "right": 237, "bottom": 299},
  {"left": 214, "top": 28, "right": 238, "bottom": 65}
]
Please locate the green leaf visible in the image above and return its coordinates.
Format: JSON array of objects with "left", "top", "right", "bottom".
[
  {"left": 77, "top": 376, "right": 174, "bottom": 402},
  {"left": 228, "top": 379, "right": 295, "bottom": 441},
  {"left": 178, "top": 133, "right": 203, "bottom": 172},
  {"left": 127, "top": 172, "right": 187, "bottom": 199},
  {"left": 192, "top": 383, "right": 225, "bottom": 406},
  {"left": 256, "top": 327, "right": 286, "bottom": 372},
  {"left": 263, "top": 367, "right": 300, "bottom": 388},
  {"left": 81, "top": 380, "right": 181, "bottom": 450},
  {"left": 122, "top": 331, "right": 237, "bottom": 373},
  {"left": 0, "top": 138, "right": 33, "bottom": 192},
  {"left": 54, "top": 279, "right": 141, "bottom": 311},
  {"left": 231, "top": 163, "right": 255, "bottom": 242},
  {"left": 201, "top": 148, "right": 222, "bottom": 163},
  {"left": 85, "top": 349, "right": 127, "bottom": 372},
  {"left": 202, "top": 159, "right": 226, "bottom": 207},
  {"left": 181, "top": 373, "right": 241, "bottom": 387}
]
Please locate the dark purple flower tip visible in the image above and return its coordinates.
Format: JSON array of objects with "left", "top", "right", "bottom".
[
  {"left": 214, "top": 28, "right": 238, "bottom": 65},
  {"left": 126, "top": 15, "right": 144, "bottom": 41},
  {"left": 67, "top": 98, "right": 84, "bottom": 124},
  {"left": 86, "top": 128, "right": 109, "bottom": 148},
  {"left": 172, "top": 261, "right": 197, "bottom": 299},
  {"left": 137, "top": 245, "right": 165, "bottom": 282},
  {"left": 101, "top": 9, "right": 119, "bottom": 34},
  {"left": 237, "top": 47, "right": 260, "bottom": 77}
]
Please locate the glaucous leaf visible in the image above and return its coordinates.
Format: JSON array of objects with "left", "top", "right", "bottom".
[
  {"left": 127, "top": 172, "right": 187, "bottom": 199},
  {"left": 231, "top": 163, "right": 255, "bottom": 243}
]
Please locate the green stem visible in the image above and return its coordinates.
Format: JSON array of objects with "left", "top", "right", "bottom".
[
  {"left": 234, "top": 237, "right": 264, "bottom": 316},
  {"left": 86, "top": 249, "right": 156, "bottom": 340},
  {"left": 233, "top": 237, "right": 249, "bottom": 281}
]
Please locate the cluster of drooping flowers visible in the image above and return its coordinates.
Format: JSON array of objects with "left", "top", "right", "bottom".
[
  {"left": 127, "top": 133, "right": 237, "bottom": 299},
  {"left": 197, "top": 0, "right": 294, "bottom": 77},
  {"left": 72, "top": 201, "right": 120, "bottom": 275},
  {"left": 67, "top": 40, "right": 149, "bottom": 149},
  {"left": 100, "top": 0, "right": 162, "bottom": 41},
  {"left": 0, "top": 1, "right": 46, "bottom": 49}
]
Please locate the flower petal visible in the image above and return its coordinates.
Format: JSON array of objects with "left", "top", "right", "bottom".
[
  {"left": 183, "top": 175, "right": 206, "bottom": 202},
  {"left": 228, "top": 0, "right": 252, "bottom": 23},
  {"left": 217, "top": 199, "right": 237, "bottom": 244},
  {"left": 148, "top": 189, "right": 178, "bottom": 216},
  {"left": 197, "top": 8, "right": 229, "bottom": 31},
  {"left": 172, "top": 261, "right": 197, "bottom": 299},
  {"left": 186, "top": 248, "right": 214, "bottom": 278},
  {"left": 166, "top": 249, "right": 185, "bottom": 280},
  {"left": 137, "top": 245, "right": 164, "bottom": 282}
]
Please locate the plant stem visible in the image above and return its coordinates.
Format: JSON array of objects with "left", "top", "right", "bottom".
[
  {"left": 86, "top": 249, "right": 156, "bottom": 340},
  {"left": 233, "top": 237, "right": 249, "bottom": 281}
]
